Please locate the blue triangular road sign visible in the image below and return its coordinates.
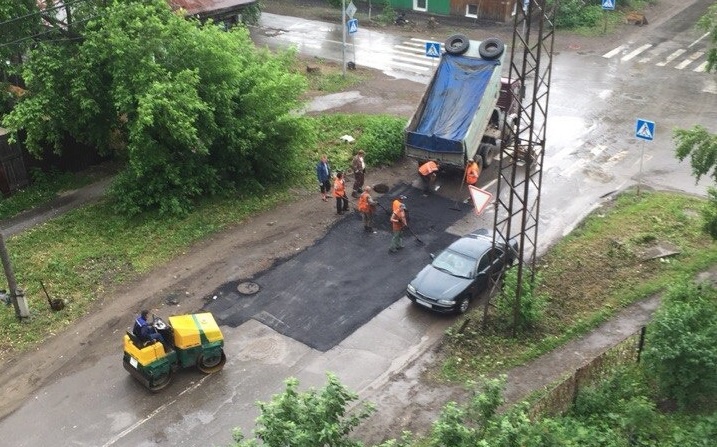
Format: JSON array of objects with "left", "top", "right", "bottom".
[{"left": 602, "top": 0, "right": 615, "bottom": 10}]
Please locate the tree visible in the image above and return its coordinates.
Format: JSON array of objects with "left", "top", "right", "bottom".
[
  {"left": 3, "top": 0, "right": 309, "bottom": 216},
  {"left": 673, "top": 3, "right": 717, "bottom": 239},
  {"left": 232, "top": 373, "right": 375, "bottom": 447},
  {"left": 700, "top": 2, "right": 717, "bottom": 73},
  {"left": 642, "top": 281, "right": 717, "bottom": 410}
]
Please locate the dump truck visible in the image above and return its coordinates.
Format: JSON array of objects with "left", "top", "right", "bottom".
[{"left": 405, "top": 35, "right": 521, "bottom": 172}]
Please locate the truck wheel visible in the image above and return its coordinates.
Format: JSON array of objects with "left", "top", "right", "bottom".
[
  {"left": 479, "top": 143, "right": 496, "bottom": 167},
  {"left": 197, "top": 349, "right": 227, "bottom": 374},
  {"left": 479, "top": 38, "right": 505, "bottom": 60},
  {"left": 445, "top": 34, "right": 470, "bottom": 55}
]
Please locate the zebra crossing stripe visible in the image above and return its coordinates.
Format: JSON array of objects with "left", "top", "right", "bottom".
[
  {"left": 602, "top": 45, "right": 627, "bottom": 58},
  {"left": 675, "top": 51, "right": 704, "bottom": 70},
  {"left": 656, "top": 48, "right": 686, "bottom": 66},
  {"left": 621, "top": 44, "right": 652, "bottom": 61},
  {"left": 694, "top": 61, "right": 708, "bottom": 72}
]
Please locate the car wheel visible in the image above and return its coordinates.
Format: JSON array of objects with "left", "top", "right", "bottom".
[
  {"left": 445, "top": 34, "right": 470, "bottom": 55},
  {"left": 456, "top": 296, "right": 470, "bottom": 314},
  {"left": 478, "top": 37, "right": 505, "bottom": 60}
]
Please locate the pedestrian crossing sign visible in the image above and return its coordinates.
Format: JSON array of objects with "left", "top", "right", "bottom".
[
  {"left": 601, "top": 0, "right": 615, "bottom": 10},
  {"left": 347, "top": 18, "right": 358, "bottom": 34},
  {"left": 635, "top": 118, "right": 655, "bottom": 141},
  {"left": 425, "top": 41, "right": 441, "bottom": 58}
]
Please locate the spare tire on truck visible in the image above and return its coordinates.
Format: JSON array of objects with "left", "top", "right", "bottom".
[
  {"left": 444, "top": 34, "right": 470, "bottom": 55},
  {"left": 478, "top": 37, "right": 505, "bottom": 60}
]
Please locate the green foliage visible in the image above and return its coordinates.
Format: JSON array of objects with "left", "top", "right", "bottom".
[
  {"left": 698, "top": 2, "right": 717, "bottom": 73},
  {"left": 231, "top": 373, "right": 374, "bottom": 447},
  {"left": 642, "top": 281, "right": 717, "bottom": 410},
  {"left": 0, "top": 0, "right": 42, "bottom": 62},
  {"left": 495, "top": 267, "right": 548, "bottom": 334},
  {"left": 551, "top": 0, "right": 602, "bottom": 29},
  {"left": 674, "top": 125, "right": 717, "bottom": 184},
  {"left": 702, "top": 187, "right": 717, "bottom": 240},
  {"left": 3, "top": 0, "right": 309, "bottom": 217},
  {"left": 240, "top": 1, "right": 262, "bottom": 25},
  {"left": 429, "top": 376, "right": 506, "bottom": 447},
  {"left": 376, "top": 3, "right": 397, "bottom": 25},
  {"left": 356, "top": 116, "right": 405, "bottom": 166},
  {"left": 309, "top": 114, "right": 403, "bottom": 171}
]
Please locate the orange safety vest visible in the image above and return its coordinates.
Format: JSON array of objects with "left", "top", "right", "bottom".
[
  {"left": 333, "top": 178, "right": 345, "bottom": 198},
  {"left": 392, "top": 199, "right": 402, "bottom": 214},
  {"left": 466, "top": 163, "right": 480, "bottom": 186},
  {"left": 358, "top": 191, "right": 372, "bottom": 212},
  {"left": 418, "top": 161, "right": 438, "bottom": 176},
  {"left": 390, "top": 210, "right": 406, "bottom": 231}
]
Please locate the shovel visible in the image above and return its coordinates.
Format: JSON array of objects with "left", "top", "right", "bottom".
[{"left": 40, "top": 280, "right": 65, "bottom": 311}]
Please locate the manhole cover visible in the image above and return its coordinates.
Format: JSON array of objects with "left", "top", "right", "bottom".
[
  {"left": 373, "top": 183, "right": 389, "bottom": 194},
  {"left": 237, "top": 281, "right": 260, "bottom": 295}
]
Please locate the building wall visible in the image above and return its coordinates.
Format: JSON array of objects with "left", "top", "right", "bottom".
[{"left": 391, "top": 0, "right": 512, "bottom": 22}]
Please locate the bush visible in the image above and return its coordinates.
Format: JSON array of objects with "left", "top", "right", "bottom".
[
  {"left": 495, "top": 267, "right": 548, "bottom": 333},
  {"left": 552, "top": 0, "right": 603, "bottom": 29},
  {"left": 356, "top": 116, "right": 405, "bottom": 166},
  {"left": 642, "top": 281, "right": 717, "bottom": 410}
]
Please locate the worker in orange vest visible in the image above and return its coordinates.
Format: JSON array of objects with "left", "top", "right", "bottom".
[
  {"left": 418, "top": 160, "right": 439, "bottom": 195},
  {"left": 463, "top": 160, "right": 481, "bottom": 204},
  {"left": 357, "top": 186, "right": 377, "bottom": 233},
  {"left": 389, "top": 202, "right": 407, "bottom": 253},
  {"left": 334, "top": 171, "right": 349, "bottom": 215}
]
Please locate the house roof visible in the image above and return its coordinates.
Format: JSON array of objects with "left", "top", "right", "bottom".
[{"left": 168, "top": 0, "right": 257, "bottom": 17}]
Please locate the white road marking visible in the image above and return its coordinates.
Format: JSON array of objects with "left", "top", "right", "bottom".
[
  {"left": 675, "top": 51, "right": 704, "bottom": 70},
  {"left": 688, "top": 32, "right": 710, "bottom": 48},
  {"left": 101, "top": 376, "right": 210, "bottom": 446},
  {"left": 602, "top": 45, "right": 627, "bottom": 59},
  {"left": 693, "top": 61, "right": 708, "bottom": 72},
  {"left": 656, "top": 48, "right": 686, "bottom": 66},
  {"left": 621, "top": 44, "right": 652, "bottom": 61}
]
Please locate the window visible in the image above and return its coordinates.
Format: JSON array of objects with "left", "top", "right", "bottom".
[
  {"left": 466, "top": 4, "right": 478, "bottom": 18},
  {"left": 413, "top": 0, "right": 427, "bottom": 12}
]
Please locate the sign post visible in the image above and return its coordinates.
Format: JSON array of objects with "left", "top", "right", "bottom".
[
  {"left": 635, "top": 118, "right": 655, "bottom": 197},
  {"left": 602, "top": 0, "right": 616, "bottom": 33}
]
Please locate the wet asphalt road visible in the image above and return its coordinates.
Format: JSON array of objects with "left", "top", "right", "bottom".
[{"left": 1, "top": 2, "right": 715, "bottom": 445}]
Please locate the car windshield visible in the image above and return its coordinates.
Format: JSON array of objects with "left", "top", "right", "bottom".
[{"left": 432, "top": 250, "right": 475, "bottom": 278}]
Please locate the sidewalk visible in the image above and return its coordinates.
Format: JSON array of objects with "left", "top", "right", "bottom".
[{"left": 0, "top": 177, "right": 111, "bottom": 237}]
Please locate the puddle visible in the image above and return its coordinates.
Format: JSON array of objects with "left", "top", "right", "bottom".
[{"left": 303, "top": 91, "right": 363, "bottom": 113}]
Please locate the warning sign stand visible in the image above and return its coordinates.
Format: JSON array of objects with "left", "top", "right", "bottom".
[{"left": 468, "top": 186, "right": 494, "bottom": 216}]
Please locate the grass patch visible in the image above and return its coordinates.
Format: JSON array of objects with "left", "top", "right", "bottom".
[
  {"left": 441, "top": 190, "right": 717, "bottom": 381},
  {"left": 303, "top": 57, "right": 366, "bottom": 93}
]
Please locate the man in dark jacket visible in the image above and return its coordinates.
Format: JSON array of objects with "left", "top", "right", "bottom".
[{"left": 132, "top": 310, "right": 165, "bottom": 345}]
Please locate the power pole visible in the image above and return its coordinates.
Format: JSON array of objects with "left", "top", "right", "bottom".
[
  {"left": 342, "top": 0, "right": 347, "bottom": 76},
  {"left": 0, "top": 232, "right": 29, "bottom": 319},
  {"left": 493, "top": 0, "right": 557, "bottom": 336}
]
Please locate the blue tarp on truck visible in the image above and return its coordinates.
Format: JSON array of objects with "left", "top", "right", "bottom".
[{"left": 406, "top": 55, "right": 501, "bottom": 154}]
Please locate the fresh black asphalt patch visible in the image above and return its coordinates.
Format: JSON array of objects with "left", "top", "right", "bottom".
[{"left": 203, "top": 183, "right": 473, "bottom": 351}]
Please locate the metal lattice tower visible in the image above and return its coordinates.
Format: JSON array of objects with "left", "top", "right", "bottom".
[{"left": 492, "top": 0, "right": 557, "bottom": 334}]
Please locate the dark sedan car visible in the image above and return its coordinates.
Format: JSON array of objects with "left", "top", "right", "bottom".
[{"left": 406, "top": 229, "right": 518, "bottom": 314}]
